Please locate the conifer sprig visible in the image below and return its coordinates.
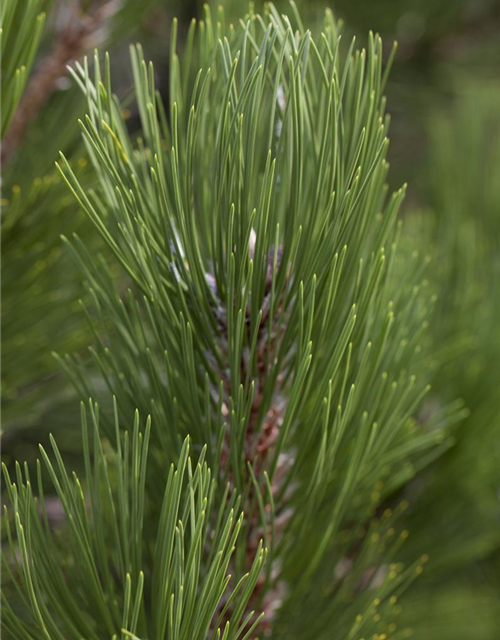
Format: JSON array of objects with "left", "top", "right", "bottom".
[{"left": 2, "top": 401, "right": 266, "bottom": 640}]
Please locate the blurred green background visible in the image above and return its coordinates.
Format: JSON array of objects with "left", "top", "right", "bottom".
[{"left": 2, "top": 0, "right": 499, "bottom": 638}]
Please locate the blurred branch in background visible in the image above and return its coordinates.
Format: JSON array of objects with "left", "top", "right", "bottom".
[
  {"left": 393, "top": 79, "right": 500, "bottom": 640},
  {"left": 0, "top": 0, "right": 174, "bottom": 459},
  {"left": 1, "top": 1, "right": 122, "bottom": 164},
  {"left": 0, "top": 0, "right": 48, "bottom": 138},
  {"left": 328, "top": 0, "right": 500, "bottom": 194}
]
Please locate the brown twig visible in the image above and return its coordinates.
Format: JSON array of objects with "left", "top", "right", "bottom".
[{"left": 210, "top": 241, "right": 294, "bottom": 637}]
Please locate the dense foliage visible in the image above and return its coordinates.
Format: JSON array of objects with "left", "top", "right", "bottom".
[{"left": 1, "top": 1, "right": 498, "bottom": 639}]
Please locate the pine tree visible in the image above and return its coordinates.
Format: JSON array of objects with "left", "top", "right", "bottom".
[{"left": 2, "top": 2, "right": 470, "bottom": 639}]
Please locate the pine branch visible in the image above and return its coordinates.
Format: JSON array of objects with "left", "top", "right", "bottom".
[
  {"left": 54, "top": 4, "right": 452, "bottom": 632},
  {"left": 1, "top": 400, "right": 266, "bottom": 640},
  {"left": 2, "top": 3, "right": 465, "bottom": 638}
]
